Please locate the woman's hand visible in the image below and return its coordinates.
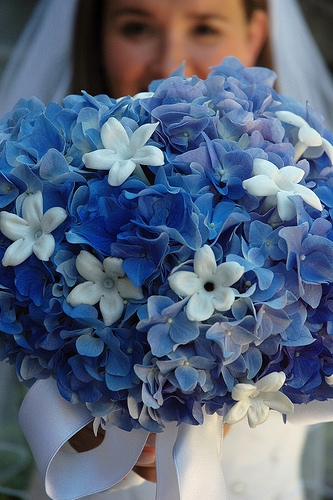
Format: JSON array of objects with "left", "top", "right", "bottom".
[{"left": 69, "top": 423, "right": 231, "bottom": 484}]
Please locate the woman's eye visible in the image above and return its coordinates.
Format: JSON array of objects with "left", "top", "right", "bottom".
[
  {"left": 193, "top": 24, "right": 220, "bottom": 37},
  {"left": 120, "top": 22, "right": 152, "bottom": 38}
]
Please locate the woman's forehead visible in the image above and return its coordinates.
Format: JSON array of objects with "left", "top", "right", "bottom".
[{"left": 105, "top": 0, "right": 247, "bottom": 21}]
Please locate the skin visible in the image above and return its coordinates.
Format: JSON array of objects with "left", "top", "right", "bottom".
[{"left": 102, "top": 0, "right": 268, "bottom": 97}]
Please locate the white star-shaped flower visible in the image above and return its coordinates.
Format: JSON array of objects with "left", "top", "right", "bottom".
[
  {"left": 242, "top": 158, "right": 322, "bottom": 221},
  {"left": 82, "top": 117, "right": 164, "bottom": 186},
  {"left": 224, "top": 372, "right": 294, "bottom": 428},
  {"left": 168, "top": 245, "right": 244, "bottom": 321},
  {"left": 67, "top": 250, "right": 143, "bottom": 326},
  {"left": 276, "top": 110, "right": 333, "bottom": 163},
  {"left": 0, "top": 191, "right": 67, "bottom": 267}
]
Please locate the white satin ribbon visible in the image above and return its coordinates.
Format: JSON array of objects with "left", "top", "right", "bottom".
[{"left": 18, "top": 378, "right": 226, "bottom": 500}]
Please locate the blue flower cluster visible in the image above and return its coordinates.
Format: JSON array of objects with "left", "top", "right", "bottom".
[{"left": 1, "top": 57, "right": 333, "bottom": 432}]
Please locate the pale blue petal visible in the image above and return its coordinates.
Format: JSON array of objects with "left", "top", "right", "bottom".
[
  {"left": 76, "top": 251, "right": 105, "bottom": 282},
  {"left": 100, "top": 291, "right": 124, "bottom": 326},
  {"left": 22, "top": 191, "right": 43, "bottom": 225},
  {"left": 2, "top": 238, "right": 33, "bottom": 266},
  {"left": 186, "top": 292, "right": 214, "bottom": 321},
  {"left": 0, "top": 212, "right": 30, "bottom": 240},
  {"left": 168, "top": 271, "right": 201, "bottom": 296},
  {"left": 67, "top": 282, "right": 102, "bottom": 306},
  {"left": 41, "top": 207, "right": 67, "bottom": 233},
  {"left": 33, "top": 233, "right": 55, "bottom": 260},
  {"left": 117, "top": 276, "right": 143, "bottom": 300},
  {"left": 215, "top": 261, "right": 244, "bottom": 287}
]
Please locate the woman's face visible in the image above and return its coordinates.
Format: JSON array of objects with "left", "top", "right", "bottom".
[{"left": 102, "top": 0, "right": 268, "bottom": 98}]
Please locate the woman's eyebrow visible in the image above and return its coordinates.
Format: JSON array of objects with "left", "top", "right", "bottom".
[{"left": 112, "top": 8, "right": 153, "bottom": 18}]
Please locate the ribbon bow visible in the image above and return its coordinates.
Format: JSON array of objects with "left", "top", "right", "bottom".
[{"left": 18, "top": 378, "right": 226, "bottom": 499}]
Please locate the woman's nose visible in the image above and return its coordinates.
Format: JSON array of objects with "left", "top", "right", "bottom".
[{"left": 150, "top": 33, "right": 189, "bottom": 80}]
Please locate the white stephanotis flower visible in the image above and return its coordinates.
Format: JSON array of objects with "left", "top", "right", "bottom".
[
  {"left": 67, "top": 250, "right": 143, "bottom": 326},
  {"left": 224, "top": 372, "right": 294, "bottom": 428},
  {"left": 168, "top": 245, "right": 244, "bottom": 322},
  {"left": 0, "top": 191, "right": 67, "bottom": 267},
  {"left": 82, "top": 117, "right": 164, "bottom": 186},
  {"left": 276, "top": 110, "right": 333, "bottom": 163},
  {"left": 242, "top": 158, "right": 322, "bottom": 221}
]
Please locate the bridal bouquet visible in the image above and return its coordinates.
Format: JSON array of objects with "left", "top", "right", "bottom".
[{"left": 1, "top": 57, "right": 333, "bottom": 433}]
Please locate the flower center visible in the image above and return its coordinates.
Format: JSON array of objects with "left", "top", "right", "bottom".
[
  {"left": 35, "top": 230, "right": 43, "bottom": 240},
  {"left": 103, "top": 278, "right": 115, "bottom": 289},
  {"left": 204, "top": 281, "right": 215, "bottom": 292},
  {"left": 166, "top": 318, "right": 173, "bottom": 324}
]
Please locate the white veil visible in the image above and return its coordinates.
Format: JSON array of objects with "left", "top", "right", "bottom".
[
  {"left": 268, "top": 0, "right": 333, "bottom": 130},
  {"left": 1, "top": 0, "right": 333, "bottom": 499},
  {"left": 0, "top": 0, "right": 78, "bottom": 116}
]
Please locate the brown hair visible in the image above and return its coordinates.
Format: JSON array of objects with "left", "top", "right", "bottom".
[{"left": 71, "top": 0, "right": 271, "bottom": 96}]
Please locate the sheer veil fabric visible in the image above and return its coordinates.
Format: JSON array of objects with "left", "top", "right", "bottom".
[{"left": 1, "top": 1, "right": 333, "bottom": 499}]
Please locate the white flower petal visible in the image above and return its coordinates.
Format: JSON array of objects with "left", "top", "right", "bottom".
[
  {"left": 224, "top": 399, "right": 251, "bottom": 424},
  {"left": 101, "top": 117, "right": 129, "bottom": 153},
  {"left": 100, "top": 292, "right": 124, "bottom": 326},
  {"left": 83, "top": 149, "right": 118, "bottom": 171},
  {"left": 131, "top": 145, "right": 164, "bottom": 166},
  {"left": 67, "top": 282, "right": 103, "bottom": 306},
  {"left": 215, "top": 261, "right": 244, "bottom": 287},
  {"left": 252, "top": 158, "right": 279, "bottom": 178},
  {"left": 22, "top": 191, "right": 43, "bottom": 226},
  {"left": 0, "top": 212, "right": 30, "bottom": 240},
  {"left": 242, "top": 175, "right": 279, "bottom": 196},
  {"left": 247, "top": 398, "right": 270, "bottom": 428},
  {"left": 293, "top": 183, "right": 322, "bottom": 211},
  {"left": 103, "top": 257, "right": 125, "bottom": 277},
  {"left": 193, "top": 245, "right": 216, "bottom": 280},
  {"left": 263, "top": 391, "right": 294, "bottom": 415},
  {"left": 108, "top": 159, "right": 137, "bottom": 186},
  {"left": 33, "top": 233, "right": 55, "bottom": 261},
  {"left": 41, "top": 207, "right": 67, "bottom": 234},
  {"left": 255, "top": 372, "right": 286, "bottom": 392},
  {"left": 322, "top": 138, "right": 333, "bottom": 165},
  {"left": 231, "top": 382, "right": 257, "bottom": 401},
  {"left": 186, "top": 292, "right": 215, "bottom": 321},
  {"left": 298, "top": 125, "right": 322, "bottom": 147},
  {"left": 76, "top": 251, "right": 105, "bottom": 282},
  {"left": 279, "top": 165, "right": 304, "bottom": 185},
  {"left": 212, "top": 286, "right": 236, "bottom": 312},
  {"left": 275, "top": 191, "right": 297, "bottom": 221},
  {"left": 168, "top": 271, "right": 202, "bottom": 296},
  {"left": 117, "top": 276, "right": 143, "bottom": 300},
  {"left": 2, "top": 238, "right": 33, "bottom": 267},
  {"left": 129, "top": 122, "right": 158, "bottom": 152},
  {"left": 275, "top": 110, "right": 308, "bottom": 128}
]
